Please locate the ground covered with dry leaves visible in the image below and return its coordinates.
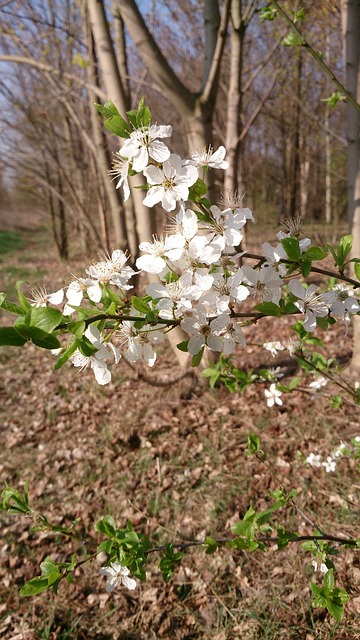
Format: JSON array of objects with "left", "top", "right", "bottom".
[{"left": 0, "top": 215, "right": 359, "bottom": 640}]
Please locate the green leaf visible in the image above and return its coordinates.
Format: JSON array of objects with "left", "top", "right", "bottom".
[
  {"left": 191, "top": 346, "right": 204, "bottom": 367},
  {"left": 204, "top": 537, "right": 218, "bottom": 554},
  {"left": 40, "top": 556, "right": 60, "bottom": 577},
  {"left": 281, "top": 237, "right": 301, "bottom": 260},
  {"left": 188, "top": 178, "right": 207, "bottom": 202},
  {"left": 227, "top": 536, "right": 252, "bottom": 550},
  {"left": 97, "top": 539, "right": 114, "bottom": 554},
  {"left": 310, "top": 581, "right": 322, "bottom": 597},
  {"left": 95, "top": 101, "right": 131, "bottom": 138},
  {"left": 67, "top": 320, "right": 86, "bottom": 339},
  {"left": 329, "top": 394, "right": 342, "bottom": 410},
  {"left": 158, "top": 544, "right": 184, "bottom": 583},
  {"left": 299, "top": 258, "right": 311, "bottom": 277},
  {"left": 176, "top": 340, "right": 189, "bottom": 353},
  {"left": 325, "top": 597, "right": 344, "bottom": 622},
  {"left": 354, "top": 262, "right": 360, "bottom": 281},
  {"left": 104, "top": 114, "right": 132, "bottom": 138},
  {"left": 0, "top": 293, "right": 22, "bottom": 315},
  {"left": 16, "top": 281, "right": 31, "bottom": 313},
  {"left": 95, "top": 515, "right": 117, "bottom": 537},
  {"left": 1, "top": 485, "right": 30, "bottom": 513},
  {"left": 247, "top": 432, "right": 262, "bottom": 456},
  {"left": 255, "top": 501, "right": 283, "bottom": 526},
  {"left": 232, "top": 519, "right": 254, "bottom": 539},
  {"left": 54, "top": 339, "right": 77, "bottom": 369},
  {"left": 293, "top": 8, "right": 305, "bottom": 22},
  {"left": 30, "top": 329, "right": 61, "bottom": 350},
  {"left": 0, "top": 326, "right": 27, "bottom": 346},
  {"left": 322, "top": 92, "right": 346, "bottom": 108},
  {"left": 20, "top": 576, "right": 50, "bottom": 597},
  {"left": 243, "top": 505, "right": 256, "bottom": 522},
  {"left": 254, "top": 302, "right": 283, "bottom": 316},
  {"left": 324, "top": 568, "right": 335, "bottom": 593},
  {"left": 76, "top": 336, "right": 98, "bottom": 357},
  {"left": 13, "top": 315, "right": 31, "bottom": 339},
  {"left": 282, "top": 32, "right": 305, "bottom": 47},
  {"left": 303, "top": 246, "right": 328, "bottom": 261},
  {"left": 259, "top": 5, "right": 277, "bottom": 21},
  {"left": 28, "top": 307, "right": 63, "bottom": 333},
  {"left": 131, "top": 296, "right": 151, "bottom": 314},
  {"left": 338, "top": 234, "right": 353, "bottom": 258},
  {"left": 127, "top": 101, "right": 152, "bottom": 128}
]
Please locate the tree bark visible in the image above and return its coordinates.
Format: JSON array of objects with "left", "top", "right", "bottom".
[
  {"left": 341, "top": 0, "right": 360, "bottom": 372},
  {"left": 87, "top": 0, "right": 155, "bottom": 256},
  {"left": 88, "top": 30, "right": 130, "bottom": 252}
]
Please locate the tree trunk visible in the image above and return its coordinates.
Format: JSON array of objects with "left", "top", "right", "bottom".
[
  {"left": 88, "top": 31, "right": 130, "bottom": 252},
  {"left": 224, "top": 0, "right": 245, "bottom": 197},
  {"left": 325, "top": 34, "right": 332, "bottom": 224},
  {"left": 289, "top": 51, "right": 302, "bottom": 218},
  {"left": 341, "top": 0, "right": 360, "bottom": 372},
  {"left": 87, "top": 0, "right": 155, "bottom": 257}
]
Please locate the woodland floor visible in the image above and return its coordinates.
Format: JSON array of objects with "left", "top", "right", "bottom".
[{"left": 0, "top": 208, "right": 359, "bottom": 640}]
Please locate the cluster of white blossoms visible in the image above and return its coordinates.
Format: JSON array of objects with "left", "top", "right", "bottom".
[
  {"left": 306, "top": 436, "right": 360, "bottom": 473},
  {"left": 31, "top": 120, "right": 360, "bottom": 391}
]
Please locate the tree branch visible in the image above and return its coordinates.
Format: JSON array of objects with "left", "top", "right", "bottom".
[
  {"left": 201, "top": 0, "right": 231, "bottom": 105},
  {"left": 0, "top": 55, "right": 107, "bottom": 100},
  {"left": 269, "top": 0, "right": 360, "bottom": 113},
  {"left": 114, "top": 0, "right": 194, "bottom": 114}
]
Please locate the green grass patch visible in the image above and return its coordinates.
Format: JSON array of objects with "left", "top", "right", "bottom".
[{"left": 0, "top": 230, "right": 24, "bottom": 257}]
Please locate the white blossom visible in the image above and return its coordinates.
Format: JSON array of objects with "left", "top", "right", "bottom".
[
  {"left": 210, "top": 314, "right": 246, "bottom": 354},
  {"left": 170, "top": 203, "right": 199, "bottom": 241},
  {"left": 243, "top": 265, "right": 283, "bottom": 305},
  {"left": 306, "top": 452, "right": 322, "bottom": 468},
  {"left": 121, "top": 124, "right": 172, "bottom": 172},
  {"left": 181, "top": 308, "right": 223, "bottom": 355},
  {"left": 309, "top": 376, "right": 328, "bottom": 392},
  {"left": 264, "top": 383, "right": 283, "bottom": 407},
  {"left": 70, "top": 325, "right": 120, "bottom": 385},
  {"left": 288, "top": 280, "right": 329, "bottom": 332},
  {"left": 311, "top": 560, "right": 328, "bottom": 574},
  {"left": 263, "top": 341, "right": 285, "bottom": 358},
  {"left": 119, "top": 321, "right": 165, "bottom": 367},
  {"left": 100, "top": 562, "right": 136, "bottom": 592},
  {"left": 109, "top": 154, "right": 130, "bottom": 201},
  {"left": 332, "top": 442, "right": 348, "bottom": 458},
  {"left": 30, "top": 285, "right": 64, "bottom": 308},
  {"left": 323, "top": 284, "right": 360, "bottom": 318},
  {"left": 64, "top": 277, "right": 102, "bottom": 315},
  {"left": 136, "top": 234, "right": 185, "bottom": 275},
  {"left": 204, "top": 205, "right": 245, "bottom": 249},
  {"left": 322, "top": 456, "right": 336, "bottom": 473},
  {"left": 146, "top": 272, "right": 199, "bottom": 319},
  {"left": 143, "top": 154, "right": 198, "bottom": 212},
  {"left": 262, "top": 242, "right": 287, "bottom": 276},
  {"left": 187, "top": 145, "right": 229, "bottom": 170},
  {"left": 85, "top": 251, "right": 136, "bottom": 290}
]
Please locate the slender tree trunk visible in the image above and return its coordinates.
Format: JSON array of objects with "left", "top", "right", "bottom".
[
  {"left": 224, "top": 0, "right": 245, "bottom": 197},
  {"left": 341, "top": 0, "right": 360, "bottom": 372},
  {"left": 325, "top": 34, "right": 332, "bottom": 224},
  {"left": 289, "top": 52, "right": 302, "bottom": 218},
  {"left": 112, "top": 3, "right": 130, "bottom": 102},
  {"left": 87, "top": 0, "right": 155, "bottom": 254},
  {"left": 88, "top": 31, "right": 130, "bottom": 252}
]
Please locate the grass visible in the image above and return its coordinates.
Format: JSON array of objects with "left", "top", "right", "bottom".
[{"left": 0, "top": 229, "right": 24, "bottom": 257}]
